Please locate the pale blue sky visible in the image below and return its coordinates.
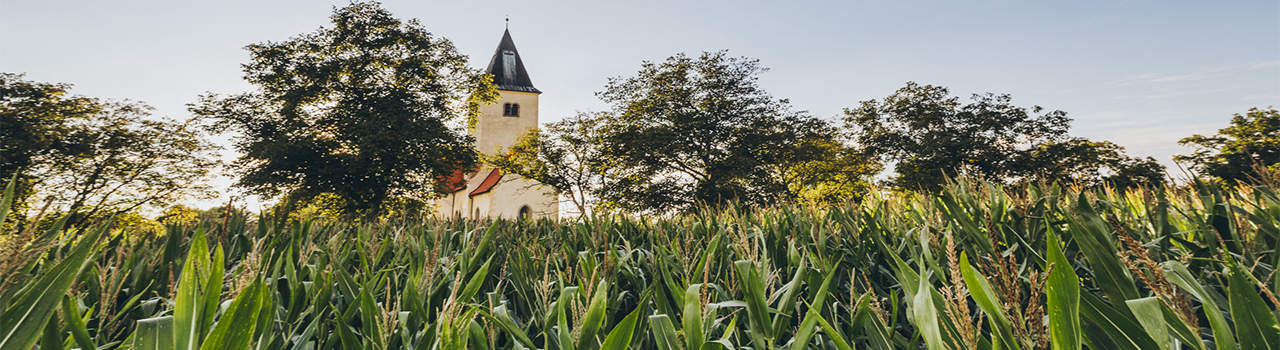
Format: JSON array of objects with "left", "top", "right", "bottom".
[{"left": 2, "top": 1, "right": 1277, "bottom": 208}]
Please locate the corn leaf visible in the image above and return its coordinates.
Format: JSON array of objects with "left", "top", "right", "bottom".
[
  {"left": 1227, "top": 263, "right": 1280, "bottom": 349},
  {"left": 1162, "top": 261, "right": 1237, "bottom": 350},
  {"left": 910, "top": 270, "right": 944, "bottom": 350},
  {"left": 0, "top": 223, "right": 103, "bottom": 350},
  {"left": 790, "top": 265, "right": 836, "bottom": 349},
  {"left": 683, "top": 283, "right": 704, "bottom": 349},
  {"left": 960, "top": 252, "right": 1019, "bottom": 350},
  {"left": 734, "top": 260, "right": 772, "bottom": 349},
  {"left": 200, "top": 280, "right": 266, "bottom": 350},
  {"left": 556, "top": 286, "right": 578, "bottom": 350},
  {"left": 599, "top": 306, "right": 640, "bottom": 350},
  {"left": 1046, "top": 225, "right": 1081, "bottom": 350},
  {"left": 174, "top": 229, "right": 215, "bottom": 350},
  {"left": 1078, "top": 292, "right": 1158, "bottom": 350},
  {"left": 61, "top": 295, "right": 96, "bottom": 350},
  {"left": 134, "top": 316, "right": 175, "bottom": 350},
  {"left": 578, "top": 279, "right": 610, "bottom": 350},
  {"left": 0, "top": 175, "right": 14, "bottom": 223},
  {"left": 812, "top": 307, "right": 854, "bottom": 350},
  {"left": 1125, "top": 297, "right": 1172, "bottom": 350},
  {"left": 649, "top": 314, "right": 681, "bottom": 350}
]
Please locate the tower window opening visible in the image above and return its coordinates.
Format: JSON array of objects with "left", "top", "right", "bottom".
[
  {"left": 502, "top": 50, "right": 517, "bottom": 80},
  {"left": 503, "top": 103, "right": 520, "bottom": 117},
  {"left": 518, "top": 205, "right": 532, "bottom": 219}
]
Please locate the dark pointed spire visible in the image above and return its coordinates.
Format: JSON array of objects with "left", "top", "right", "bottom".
[{"left": 485, "top": 28, "right": 539, "bottom": 93}]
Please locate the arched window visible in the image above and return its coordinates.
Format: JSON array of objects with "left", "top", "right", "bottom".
[
  {"left": 503, "top": 103, "right": 520, "bottom": 117},
  {"left": 518, "top": 205, "right": 532, "bottom": 219}
]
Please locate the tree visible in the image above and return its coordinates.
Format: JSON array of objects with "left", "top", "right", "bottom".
[
  {"left": 192, "top": 2, "right": 496, "bottom": 216},
  {"left": 0, "top": 73, "right": 101, "bottom": 216},
  {"left": 157, "top": 204, "right": 200, "bottom": 227},
  {"left": 1, "top": 73, "right": 217, "bottom": 226},
  {"left": 36, "top": 103, "right": 217, "bottom": 226},
  {"left": 587, "top": 51, "right": 868, "bottom": 212},
  {"left": 1020, "top": 138, "right": 1165, "bottom": 188},
  {"left": 781, "top": 137, "right": 880, "bottom": 206},
  {"left": 488, "top": 112, "right": 608, "bottom": 218},
  {"left": 845, "top": 82, "right": 1164, "bottom": 190},
  {"left": 1176, "top": 107, "right": 1280, "bottom": 182}
]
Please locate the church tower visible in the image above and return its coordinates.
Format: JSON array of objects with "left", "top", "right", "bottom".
[
  {"left": 434, "top": 28, "right": 559, "bottom": 220},
  {"left": 474, "top": 28, "right": 541, "bottom": 154}
]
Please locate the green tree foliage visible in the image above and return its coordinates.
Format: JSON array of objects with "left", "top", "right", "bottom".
[
  {"left": 192, "top": 1, "right": 497, "bottom": 217},
  {"left": 39, "top": 104, "right": 217, "bottom": 226},
  {"left": 845, "top": 82, "right": 1164, "bottom": 190},
  {"left": 0, "top": 73, "right": 216, "bottom": 226},
  {"left": 1176, "top": 107, "right": 1280, "bottom": 182},
  {"left": 157, "top": 204, "right": 200, "bottom": 227},
  {"left": 781, "top": 137, "right": 880, "bottom": 206},
  {"left": 585, "top": 51, "right": 874, "bottom": 212},
  {"left": 1, "top": 73, "right": 104, "bottom": 217},
  {"left": 487, "top": 112, "right": 608, "bottom": 217},
  {"left": 1023, "top": 139, "right": 1167, "bottom": 189}
]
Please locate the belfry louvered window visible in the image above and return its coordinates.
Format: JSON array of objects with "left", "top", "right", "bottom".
[
  {"left": 503, "top": 103, "right": 520, "bottom": 117},
  {"left": 502, "top": 50, "right": 517, "bottom": 81}
]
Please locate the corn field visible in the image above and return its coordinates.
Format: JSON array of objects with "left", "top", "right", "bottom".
[{"left": 1, "top": 178, "right": 1279, "bottom": 350}]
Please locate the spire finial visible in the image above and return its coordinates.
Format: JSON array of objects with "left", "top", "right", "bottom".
[{"left": 505, "top": 16, "right": 509, "bottom": 29}]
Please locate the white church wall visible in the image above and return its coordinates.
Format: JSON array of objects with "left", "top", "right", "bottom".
[
  {"left": 485, "top": 176, "right": 559, "bottom": 219},
  {"left": 470, "top": 193, "right": 493, "bottom": 219},
  {"left": 435, "top": 192, "right": 464, "bottom": 218}
]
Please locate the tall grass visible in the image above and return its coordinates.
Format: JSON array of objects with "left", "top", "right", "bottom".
[{"left": 1, "top": 177, "right": 1278, "bottom": 349}]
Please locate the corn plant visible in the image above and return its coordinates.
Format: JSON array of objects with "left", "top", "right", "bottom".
[{"left": 1, "top": 176, "right": 1278, "bottom": 349}]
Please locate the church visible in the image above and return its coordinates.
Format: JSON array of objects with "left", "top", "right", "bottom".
[{"left": 434, "top": 28, "right": 559, "bottom": 220}]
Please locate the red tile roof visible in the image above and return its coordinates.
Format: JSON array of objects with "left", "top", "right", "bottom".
[
  {"left": 469, "top": 168, "right": 503, "bottom": 197},
  {"left": 439, "top": 169, "right": 468, "bottom": 193}
]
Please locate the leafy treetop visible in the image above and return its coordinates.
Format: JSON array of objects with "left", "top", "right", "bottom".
[
  {"left": 192, "top": 1, "right": 497, "bottom": 216},
  {"left": 844, "top": 82, "right": 1164, "bottom": 190},
  {"left": 844, "top": 82, "right": 1067, "bottom": 189},
  {"left": 1176, "top": 107, "right": 1280, "bottom": 182},
  {"left": 586, "top": 51, "right": 867, "bottom": 213},
  {"left": 1, "top": 73, "right": 217, "bottom": 227}
]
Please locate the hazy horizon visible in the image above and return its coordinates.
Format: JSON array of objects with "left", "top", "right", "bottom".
[{"left": 3, "top": 0, "right": 1277, "bottom": 210}]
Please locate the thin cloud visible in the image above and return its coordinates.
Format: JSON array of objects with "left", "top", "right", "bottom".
[
  {"left": 1109, "top": 59, "right": 1278, "bottom": 86},
  {"left": 1112, "top": 85, "right": 1235, "bottom": 100},
  {"left": 1242, "top": 93, "right": 1280, "bottom": 101},
  {"left": 1249, "top": 60, "right": 1280, "bottom": 70},
  {"left": 1146, "top": 71, "right": 1216, "bottom": 83}
]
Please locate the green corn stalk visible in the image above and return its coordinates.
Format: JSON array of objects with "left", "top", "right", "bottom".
[
  {"left": 1045, "top": 225, "right": 1081, "bottom": 350},
  {"left": 0, "top": 218, "right": 104, "bottom": 350},
  {"left": 1, "top": 176, "right": 1276, "bottom": 350}
]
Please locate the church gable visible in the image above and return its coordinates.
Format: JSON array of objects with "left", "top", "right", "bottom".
[{"left": 468, "top": 168, "right": 503, "bottom": 197}]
